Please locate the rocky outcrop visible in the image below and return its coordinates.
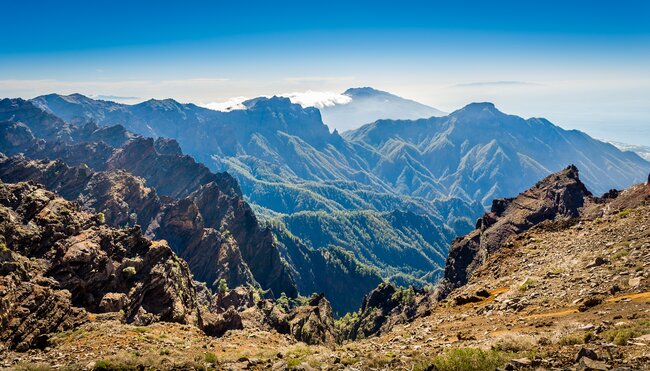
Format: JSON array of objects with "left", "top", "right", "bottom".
[
  {"left": 336, "top": 283, "right": 426, "bottom": 341},
  {"left": 286, "top": 294, "right": 336, "bottom": 346},
  {"left": 0, "top": 248, "right": 88, "bottom": 352},
  {"left": 437, "top": 165, "right": 593, "bottom": 298},
  {"left": 78, "top": 170, "right": 161, "bottom": 229},
  {"left": 250, "top": 293, "right": 336, "bottom": 346},
  {"left": 146, "top": 195, "right": 258, "bottom": 291},
  {"left": 105, "top": 137, "right": 238, "bottom": 199},
  {"left": 0, "top": 181, "right": 206, "bottom": 350}
]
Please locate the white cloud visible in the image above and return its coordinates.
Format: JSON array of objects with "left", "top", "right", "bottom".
[
  {"left": 281, "top": 90, "right": 352, "bottom": 109},
  {"left": 200, "top": 90, "right": 353, "bottom": 112},
  {"left": 200, "top": 96, "right": 249, "bottom": 111}
]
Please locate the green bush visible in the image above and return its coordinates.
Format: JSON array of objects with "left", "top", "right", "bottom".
[
  {"left": 617, "top": 209, "right": 632, "bottom": 217},
  {"left": 93, "top": 360, "right": 137, "bottom": 371},
  {"left": 602, "top": 321, "right": 650, "bottom": 345},
  {"left": 217, "top": 278, "right": 228, "bottom": 294},
  {"left": 426, "top": 348, "right": 510, "bottom": 371},
  {"left": 122, "top": 266, "right": 137, "bottom": 278}
]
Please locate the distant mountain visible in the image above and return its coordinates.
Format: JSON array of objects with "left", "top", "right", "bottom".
[
  {"left": 319, "top": 87, "right": 446, "bottom": 132},
  {"left": 344, "top": 102, "right": 650, "bottom": 206}
]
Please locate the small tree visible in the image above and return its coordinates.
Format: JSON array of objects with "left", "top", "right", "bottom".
[{"left": 217, "top": 278, "right": 228, "bottom": 294}]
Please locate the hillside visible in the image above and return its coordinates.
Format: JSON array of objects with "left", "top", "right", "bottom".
[
  {"left": 0, "top": 98, "right": 384, "bottom": 313},
  {"left": 345, "top": 102, "right": 650, "bottom": 206},
  {"left": 28, "top": 93, "right": 650, "bottom": 295},
  {"left": 2, "top": 168, "right": 648, "bottom": 370}
]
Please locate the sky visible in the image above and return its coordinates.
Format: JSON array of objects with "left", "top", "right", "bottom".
[{"left": 1, "top": 0, "right": 649, "bottom": 144}]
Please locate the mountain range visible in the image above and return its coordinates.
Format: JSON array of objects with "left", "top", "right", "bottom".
[{"left": 7, "top": 89, "right": 650, "bottom": 313}]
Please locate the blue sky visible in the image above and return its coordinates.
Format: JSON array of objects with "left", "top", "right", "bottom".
[{"left": 1, "top": 0, "right": 649, "bottom": 144}]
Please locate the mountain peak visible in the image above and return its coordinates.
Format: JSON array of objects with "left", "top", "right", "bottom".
[
  {"left": 450, "top": 102, "right": 503, "bottom": 118},
  {"left": 461, "top": 102, "right": 497, "bottom": 111},
  {"left": 343, "top": 87, "right": 390, "bottom": 98}
]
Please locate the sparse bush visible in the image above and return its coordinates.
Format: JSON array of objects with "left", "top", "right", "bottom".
[
  {"left": 217, "top": 278, "right": 228, "bottom": 294},
  {"left": 492, "top": 336, "right": 534, "bottom": 352},
  {"left": 426, "top": 348, "right": 510, "bottom": 371},
  {"left": 204, "top": 352, "right": 217, "bottom": 363},
  {"left": 519, "top": 278, "right": 537, "bottom": 291},
  {"left": 617, "top": 209, "right": 632, "bottom": 217},
  {"left": 97, "top": 212, "right": 106, "bottom": 224},
  {"left": 558, "top": 331, "right": 594, "bottom": 346},
  {"left": 93, "top": 359, "right": 137, "bottom": 371},
  {"left": 0, "top": 242, "right": 8, "bottom": 252},
  {"left": 122, "top": 266, "right": 136, "bottom": 278},
  {"left": 602, "top": 321, "right": 650, "bottom": 345}
]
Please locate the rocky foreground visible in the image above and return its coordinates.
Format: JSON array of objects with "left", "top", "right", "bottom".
[{"left": 1, "top": 167, "right": 649, "bottom": 370}]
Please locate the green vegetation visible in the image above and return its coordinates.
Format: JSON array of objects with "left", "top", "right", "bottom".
[
  {"left": 203, "top": 352, "right": 217, "bottom": 363},
  {"left": 0, "top": 242, "right": 8, "bottom": 252},
  {"left": 93, "top": 359, "right": 137, "bottom": 371},
  {"left": 217, "top": 278, "right": 228, "bottom": 294},
  {"left": 602, "top": 320, "right": 650, "bottom": 345},
  {"left": 279, "top": 209, "right": 456, "bottom": 288},
  {"left": 97, "top": 212, "right": 106, "bottom": 224},
  {"left": 391, "top": 285, "right": 417, "bottom": 306},
  {"left": 422, "top": 348, "right": 512, "bottom": 371},
  {"left": 558, "top": 331, "right": 595, "bottom": 346},
  {"left": 491, "top": 336, "right": 535, "bottom": 352},
  {"left": 519, "top": 277, "right": 537, "bottom": 291},
  {"left": 122, "top": 266, "right": 137, "bottom": 278},
  {"left": 132, "top": 326, "right": 148, "bottom": 334},
  {"left": 617, "top": 209, "right": 632, "bottom": 217}
]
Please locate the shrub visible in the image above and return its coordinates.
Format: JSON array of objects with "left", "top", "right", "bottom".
[
  {"left": 217, "top": 278, "right": 228, "bottom": 294},
  {"left": 122, "top": 266, "right": 137, "bottom": 278},
  {"left": 93, "top": 359, "right": 137, "bottom": 371},
  {"left": 558, "top": 331, "right": 594, "bottom": 346},
  {"left": 519, "top": 278, "right": 537, "bottom": 291},
  {"left": 97, "top": 212, "right": 106, "bottom": 224},
  {"left": 602, "top": 321, "right": 650, "bottom": 345},
  {"left": 492, "top": 336, "right": 534, "bottom": 352},
  {"left": 426, "top": 348, "right": 510, "bottom": 371},
  {"left": 617, "top": 209, "right": 632, "bottom": 217},
  {"left": 204, "top": 352, "right": 217, "bottom": 363}
]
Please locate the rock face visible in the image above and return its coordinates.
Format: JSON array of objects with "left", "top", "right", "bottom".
[
  {"left": 0, "top": 102, "right": 299, "bottom": 299},
  {"left": 252, "top": 293, "right": 337, "bottom": 346},
  {"left": 0, "top": 181, "right": 206, "bottom": 351},
  {"left": 286, "top": 294, "right": 336, "bottom": 346},
  {"left": 437, "top": 165, "right": 593, "bottom": 298},
  {"left": 337, "top": 283, "right": 426, "bottom": 341}
]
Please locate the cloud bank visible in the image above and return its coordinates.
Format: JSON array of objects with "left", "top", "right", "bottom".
[
  {"left": 282, "top": 90, "right": 351, "bottom": 109},
  {"left": 200, "top": 90, "right": 353, "bottom": 112}
]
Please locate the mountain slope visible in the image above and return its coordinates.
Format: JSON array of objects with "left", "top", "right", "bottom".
[
  {"left": 29, "top": 93, "right": 481, "bottom": 294},
  {"left": 345, "top": 102, "right": 650, "bottom": 206},
  {"left": 0, "top": 98, "right": 388, "bottom": 313},
  {"left": 28, "top": 93, "right": 650, "bottom": 298}
]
